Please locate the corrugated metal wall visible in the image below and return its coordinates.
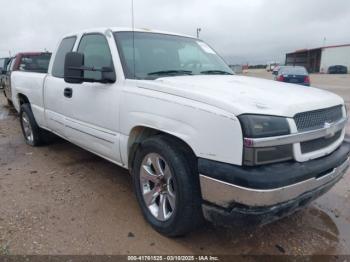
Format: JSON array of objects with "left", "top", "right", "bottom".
[
  {"left": 320, "top": 46, "right": 350, "bottom": 73},
  {"left": 285, "top": 49, "right": 321, "bottom": 73}
]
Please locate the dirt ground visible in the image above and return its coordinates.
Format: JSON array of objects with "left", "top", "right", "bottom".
[{"left": 0, "top": 72, "right": 350, "bottom": 255}]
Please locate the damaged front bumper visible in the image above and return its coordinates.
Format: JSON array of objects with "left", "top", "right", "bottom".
[{"left": 199, "top": 142, "right": 350, "bottom": 226}]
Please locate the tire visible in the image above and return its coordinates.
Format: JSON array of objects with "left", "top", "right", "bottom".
[
  {"left": 19, "top": 103, "right": 49, "bottom": 146},
  {"left": 3, "top": 91, "right": 12, "bottom": 106},
  {"left": 7, "top": 98, "right": 13, "bottom": 106},
  {"left": 132, "top": 135, "right": 203, "bottom": 237}
]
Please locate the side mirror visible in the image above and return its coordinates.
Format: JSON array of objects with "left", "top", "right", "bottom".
[
  {"left": 64, "top": 52, "right": 116, "bottom": 84},
  {"left": 64, "top": 52, "right": 84, "bottom": 84},
  {"left": 0, "top": 68, "right": 6, "bottom": 74}
]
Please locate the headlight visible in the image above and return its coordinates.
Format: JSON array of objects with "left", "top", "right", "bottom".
[
  {"left": 238, "top": 115, "right": 292, "bottom": 166},
  {"left": 344, "top": 104, "right": 348, "bottom": 117},
  {"left": 238, "top": 114, "right": 290, "bottom": 138}
]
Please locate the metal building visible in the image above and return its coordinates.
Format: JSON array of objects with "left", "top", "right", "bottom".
[{"left": 285, "top": 44, "right": 350, "bottom": 73}]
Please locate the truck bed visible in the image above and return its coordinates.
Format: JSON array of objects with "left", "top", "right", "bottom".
[{"left": 11, "top": 71, "right": 47, "bottom": 124}]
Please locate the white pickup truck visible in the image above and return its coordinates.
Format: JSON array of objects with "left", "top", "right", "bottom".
[{"left": 11, "top": 27, "right": 350, "bottom": 237}]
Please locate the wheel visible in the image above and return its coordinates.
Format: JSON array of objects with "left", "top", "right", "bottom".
[
  {"left": 19, "top": 104, "right": 47, "bottom": 146},
  {"left": 3, "top": 91, "right": 13, "bottom": 106},
  {"left": 6, "top": 98, "right": 13, "bottom": 106},
  {"left": 132, "top": 135, "right": 203, "bottom": 237}
]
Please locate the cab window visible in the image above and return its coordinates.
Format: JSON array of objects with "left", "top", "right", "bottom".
[{"left": 52, "top": 36, "right": 77, "bottom": 78}]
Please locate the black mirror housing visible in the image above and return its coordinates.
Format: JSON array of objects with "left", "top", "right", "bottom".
[
  {"left": 64, "top": 52, "right": 116, "bottom": 84},
  {"left": 64, "top": 52, "right": 84, "bottom": 84},
  {"left": 101, "top": 67, "right": 116, "bottom": 83}
]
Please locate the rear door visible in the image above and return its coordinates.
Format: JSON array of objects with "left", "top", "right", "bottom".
[
  {"left": 44, "top": 36, "right": 77, "bottom": 136},
  {"left": 63, "top": 33, "right": 121, "bottom": 162}
]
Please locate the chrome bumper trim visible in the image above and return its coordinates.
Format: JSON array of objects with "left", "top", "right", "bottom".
[
  {"left": 200, "top": 157, "right": 349, "bottom": 208},
  {"left": 245, "top": 118, "right": 347, "bottom": 148}
]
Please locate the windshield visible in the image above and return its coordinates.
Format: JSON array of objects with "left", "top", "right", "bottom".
[
  {"left": 280, "top": 66, "right": 308, "bottom": 75},
  {"left": 114, "top": 32, "right": 233, "bottom": 80}
]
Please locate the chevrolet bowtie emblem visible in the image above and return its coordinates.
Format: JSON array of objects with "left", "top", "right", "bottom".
[{"left": 324, "top": 122, "right": 336, "bottom": 138}]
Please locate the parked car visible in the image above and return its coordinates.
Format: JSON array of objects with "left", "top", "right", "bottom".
[
  {"left": 328, "top": 65, "right": 348, "bottom": 74},
  {"left": 11, "top": 28, "right": 350, "bottom": 237},
  {"left": 2, "top": 52, "right": 51, "bottom": 104},
  {"left": 275, "top": 66, "right": 310, "bottom": 86},
  {"left": 0, "top": 57, "right": 11, "bottom": 90}
]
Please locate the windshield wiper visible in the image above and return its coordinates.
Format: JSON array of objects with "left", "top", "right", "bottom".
[
  {"left": 148, "top": 70, "right": 193, "bottom": 76},
  {"left": 200, "top": 70, "right": 233, "bottom": 75}
]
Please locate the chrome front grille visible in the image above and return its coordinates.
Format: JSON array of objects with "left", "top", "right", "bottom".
[
  {"left": 294, "top": 105, "right": 343, "bottom": 132},
  {"left": 300, "top": 131, "right": 342, "bottom": 154}
]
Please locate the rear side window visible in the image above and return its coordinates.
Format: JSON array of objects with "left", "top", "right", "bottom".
[
  {"left": 77, "top": 34, "right": 114, "bottom": 81},
  {"left": 280, "top": 67, "right": 308, "bottom": 75},
  {"left": 0, "top": 58, "right": 4, "bottom": 68},
  {"left": 18, "top": 53, "right": 51, "bottom": 73},
  {"left": 52, "top": 36, "right": 77, "bottom": 78}
]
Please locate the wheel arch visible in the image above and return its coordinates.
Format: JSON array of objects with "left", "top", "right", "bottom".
[
  {"left": 127, "top": 126, "right": 197, "bottom": 171},
  {"left": 17, "top": 93, "right": 30, "bottom": 105},
  {"left": 14, "top": 93, "right": 30, "bottom": 112}
]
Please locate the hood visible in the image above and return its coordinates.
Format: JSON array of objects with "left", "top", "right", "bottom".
[{"left": 135, "top": 75, "right": 344, "bottom": 117}]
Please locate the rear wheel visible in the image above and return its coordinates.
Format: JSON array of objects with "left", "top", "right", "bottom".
[
  {"left": 132, "top": 135, "right": 203, "bottom": 237},
  {"left": 19, "top": 104, "right": 53, "bottom": 146},
  {"left": 3, "top": 91, "right": 12, "bottom": 106},
  {"left": 6, "top": 98, "right": 13, "bottom": 106}
]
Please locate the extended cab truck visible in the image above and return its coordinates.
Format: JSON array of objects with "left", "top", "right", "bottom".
[
  {"left": 3, "top": 52, "right": 51, "bottom": 105},
  {"left": 11, "top": 28, "right": 350, "bottom": 237}
]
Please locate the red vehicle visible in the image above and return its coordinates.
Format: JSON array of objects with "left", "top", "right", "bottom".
[{"left": 3, "top": 52, "right": 51, "bottom": 104}]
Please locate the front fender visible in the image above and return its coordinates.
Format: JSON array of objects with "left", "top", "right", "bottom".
[{"left": 120, "top": 88, "right": 243, "bottom": 166}]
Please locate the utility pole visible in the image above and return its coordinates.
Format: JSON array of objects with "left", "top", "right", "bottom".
[{"left": 196, "top": 28, "right": 202, "bottom": 39}]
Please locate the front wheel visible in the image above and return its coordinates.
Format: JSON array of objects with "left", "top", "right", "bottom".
[{"left": 132, "top": 135, "right": 203, "bottom": 237}]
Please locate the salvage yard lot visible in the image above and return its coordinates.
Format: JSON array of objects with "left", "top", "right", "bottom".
[
  {"left": 246, "top": 69, "right": 350, "bottom": 114},
  {"left": 0, "top": 72, "right": 350, "bottom": 255}
]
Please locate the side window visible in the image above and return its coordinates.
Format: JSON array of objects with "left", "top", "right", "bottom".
[
  {"left": 52, "top": 36, "right": 77, "bottom": 78},
  {"left": 18, "top": 54, "right": 51, "bottom": 73},
  {"left": 77, "top": 34, "right": 114, "bottom": 80},
  {"left": 0, "top": 58, "right": 4, "bottom": 69}
]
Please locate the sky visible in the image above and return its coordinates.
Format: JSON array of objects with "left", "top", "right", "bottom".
[{"left": 0, "top": 0, "right": 349, "bottom": 65}]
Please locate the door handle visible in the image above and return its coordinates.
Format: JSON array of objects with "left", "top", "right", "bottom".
[{"left": 64, "top": 88, "right": 73, "bottom": 98}]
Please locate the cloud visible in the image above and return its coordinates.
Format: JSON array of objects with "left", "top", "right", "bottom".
[{"left": 1, "top": 0, "right": 349, "bottom": 64}]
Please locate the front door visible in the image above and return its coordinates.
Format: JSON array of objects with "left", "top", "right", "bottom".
[{"left": 63, "top": 33, "right": 121, "bottom": 163}]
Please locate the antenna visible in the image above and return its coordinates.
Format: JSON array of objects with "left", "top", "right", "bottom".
[
  {"left": 196, "top": 28, "right": 202, "bottom": 38},
  {"left": 131, "top": 0, "right": 136, "bottom": 79}
]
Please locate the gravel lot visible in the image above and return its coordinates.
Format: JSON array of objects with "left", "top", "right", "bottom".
[{"left": 0, "top": 72, "right": 349, "bottom": 255}]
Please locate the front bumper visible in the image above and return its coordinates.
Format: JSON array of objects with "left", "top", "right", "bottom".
[{"left": 199, "top": 142, "right": 350, "bottom": 225}]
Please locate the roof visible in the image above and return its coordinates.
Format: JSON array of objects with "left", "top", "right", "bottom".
[
  {"left": 14, "top": 52, "right": 51, "bottom": 56},
  {"left": 287, "top": 43, "right": 350, "bottom": 55},
  {"left": 62, "top": 27, "right": 195, "bottom": 39}
]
